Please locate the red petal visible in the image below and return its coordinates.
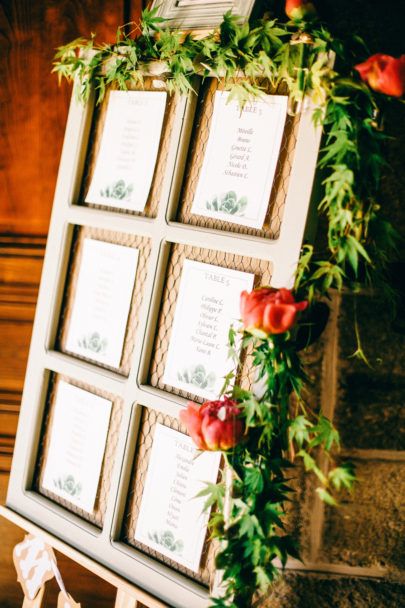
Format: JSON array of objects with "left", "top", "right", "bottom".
[
  {"left": 355, "top": 54, "right": 405, "bottom": 97},
  {"left": 202, "top": 419, "right": 223, "bottom": 451},
  {"left": 378, "top": 56, "right": 405, "bottom": 97},
  {"left": 263, "top": 303, "right": 297, "bottom": 334},
  {"left": 180, "top": 403, "right": 207, "bottom": 450},
  {"left": 240, "top": 290, "right": 247, "bottom": 318},
  {"left": 202, "top": 418, "right": 244, "bottom": 451},
  {"left": 275, "top": 288, "right": 295, "bottom": 304}
]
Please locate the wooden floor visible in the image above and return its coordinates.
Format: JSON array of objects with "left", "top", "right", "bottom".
[{"left": 0, "top": 473, "right": 117, "bottom": 608}]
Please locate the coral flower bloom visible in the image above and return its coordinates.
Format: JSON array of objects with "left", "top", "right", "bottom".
[
  {"left": 180, "top": 397, "right": 244, "bottom": 451},
  {"left": 355, "top": 54, "right": 405, "bottom": 97},
  {"left": 240, "top": 287, "right": 307, "bottom": 335},
  {"left": 285, "top": 0, "right": 317, "bottom": 19}
]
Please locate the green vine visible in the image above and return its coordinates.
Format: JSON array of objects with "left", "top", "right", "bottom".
[
  {"left": 53, "top": 6, "right": 399, "bottom": 305},
  {"left": 202, "top": 326, "right": 356, "bottom": 607},
  {"left": 53, "top": 5, "right": 401, "bottom": 606}
]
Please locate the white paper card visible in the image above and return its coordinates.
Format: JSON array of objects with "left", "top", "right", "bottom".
[
  {"left": 42, "top": 382, "right": 112, "bottom": 513},
  {"left": 65, "top": 238, "right": 139, "bottom": 368},
  {"left": 85, "top": 90, "right": 167, "bottom": 211},
  {"left": 163, "top": 260, "right": 254, "bottom": 400},
  {"left": 135, "top": 424, "right": 221, "bottom": 572},
  {"left": 191, "top": 91, "right": 288, "bottom": 229}
]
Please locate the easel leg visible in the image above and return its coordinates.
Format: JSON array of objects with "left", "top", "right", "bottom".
[
  {"left": 22, "top": 585, "right": 45, "bottom": 608},
  {"left": 115, "top": 589, "right": 138, "bottom": 608}
]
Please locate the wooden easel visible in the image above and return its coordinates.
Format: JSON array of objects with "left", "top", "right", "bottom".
[
  {"left": 22, "top": 585, "right": 45, "bottom": 608},
  {"left": 0, "top": 505, "right": 170, "bottom": 608}
]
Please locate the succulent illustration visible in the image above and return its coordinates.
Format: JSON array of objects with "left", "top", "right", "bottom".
[
  {"left": 206, "top": 191, "right": 248, "bottom": 216},
  {"left": 54, "top": 474, "right": 82, "bottom": 498},
  {"left": 100, "top": 179, "right": 134, "bottom": 201},
  {"left": 78, "top": 331, "right": 108, "bottom": 354},
  {"left": 177, "top": 364, "right": 216, "bottom": 390},
  {"left": 148, "top": 529, "right": 184, "bottom": 554}
]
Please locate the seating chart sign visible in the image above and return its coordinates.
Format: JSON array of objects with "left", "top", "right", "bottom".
[
  {"left": 85, "top": 90, "right": 167, "bottom": 211},
  {"left": 134, "top": 424, "right": 221, "bottom": 572},
  {"left": 42, "top": 382, "right": 112, "bottom": 513},
  {"left": 65, "top": 238, "right": 139, "bottom": 368},
  {"left": 191, "top": 91, "right": 288, "bottom": 229},
  {"left": 162, "top": 260, "right": 254, "bottom": 400}
]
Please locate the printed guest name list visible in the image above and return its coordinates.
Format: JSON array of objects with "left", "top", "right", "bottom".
[
  {"left": 163, "top": 260, "right": 254, "bottom": 400},
  {"left": 135, "top": 424, "right": 221, "bottom": 572},
  {"left": 86, "top": 90, "right": 166, "bottom": 211},
  {"left": 191, "top": 91, "right": 288, "bottom": 229},
  {"left": 225, "top": 122, "right": 257, "bottom": 180}
]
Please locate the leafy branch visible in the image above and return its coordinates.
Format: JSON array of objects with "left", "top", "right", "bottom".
[{"left": 204, "top": 330, "right": 356, "bottom": 607}]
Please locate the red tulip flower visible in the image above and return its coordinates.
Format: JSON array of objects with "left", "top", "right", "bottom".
[
  {"left": 240, "top": 287, "right": 307, "bottom": 336},
  {"left": 285, "top": 0, "right": 317, "bottom": 20},
  {"left": 179, "top": 397, "right": 244, "bottom": 451},
  {"left": 355, "top": 54, "right": 405, "bottom": 98}
]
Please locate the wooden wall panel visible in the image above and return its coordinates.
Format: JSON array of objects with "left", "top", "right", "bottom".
[
  {"left": 0, "top": 235, "right": 45, "bottom": 472},
  {"left": 129, "top": 0, "right": 146, "bottom": 27},
  {"left": 0, "top": 0, "right": 128, "bottom": 235}
]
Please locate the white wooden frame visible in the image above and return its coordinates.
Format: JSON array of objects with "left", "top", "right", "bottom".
[
  {"left": 6, "top": 74, "right": 323, "bottom": 608},
  {"left": 149, "top": 0, "right": 256, "bottom": 30}
]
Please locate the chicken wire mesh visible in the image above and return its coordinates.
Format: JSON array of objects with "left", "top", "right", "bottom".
[
  {"left": 78, "top": 77, "right": 179, "bottom": 217},
  {"left": 34, "top": 373, "right": 123, "bottom": 528},
  {"left": 148, "top": 243, "right": 273, "bottom": 402},
  {"left": 121, "top": 405, "right": 220, "bottom": 588},
  {"left": 175, "top": 77, "right": 299, "bottom": 238},
  {"left": 57, "top": 225, "right": 151, "bottom": 376}
]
